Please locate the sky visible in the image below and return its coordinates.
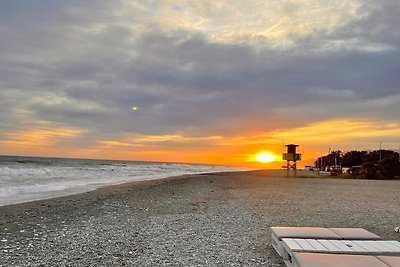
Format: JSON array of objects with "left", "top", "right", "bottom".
[{"left": 1, "top": 0, "right": 400, "bottom": 168}]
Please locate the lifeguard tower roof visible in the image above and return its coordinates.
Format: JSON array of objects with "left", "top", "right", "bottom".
[{"left": 285, "top": 144, "right": 299, "bottom": 147}]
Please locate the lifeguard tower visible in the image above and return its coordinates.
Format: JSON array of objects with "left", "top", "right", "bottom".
[{"left": 283, "top": 144, "right": 302, "bottom": 177}]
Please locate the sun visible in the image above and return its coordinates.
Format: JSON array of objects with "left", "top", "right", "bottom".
[{"left": 255, "top": 152, "right": 276, "bottom": 163}]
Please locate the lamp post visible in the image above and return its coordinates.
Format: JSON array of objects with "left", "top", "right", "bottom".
[
  {"left": 334, "top": 151, "right": 337, "bottom": 170},
  {"left": 328, "top": 148, "right": 331, "bottom": 170},
  {"left": 321, "top": 156, "right": 323, "bottom": 172},
  {"left": 379, "top": 142, "right": 382, "bottom": 162}
]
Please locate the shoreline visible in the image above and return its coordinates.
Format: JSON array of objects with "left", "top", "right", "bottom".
[
  {"left": 0, "top": 169, "right": 251, "bottom": 209},
  {"left": 0, "top": 163, "right": 248, "bottom": 208},
  {"left": 1, "top": 170, "right": 399, "bottom": 266},
  {"left": 3, "top": 168, "right": 397, "bottom": 209},
  {"left": 0, "top": 169, "right": 322, "bottom": 209}
]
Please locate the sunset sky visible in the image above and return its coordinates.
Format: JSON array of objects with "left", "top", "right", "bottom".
[{"left": 1, "top": 1, "right": 400, "bottom": 168}]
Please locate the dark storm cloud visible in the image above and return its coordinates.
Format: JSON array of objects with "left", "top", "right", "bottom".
[{"left": 0, "top": 0, "right": 400, "bottom": 147}]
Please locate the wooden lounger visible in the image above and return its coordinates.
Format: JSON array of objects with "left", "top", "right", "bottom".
[
  {"left": 292, "top": 253, "right": 400, "bottom": 267},
  {"left": 282, "top": 239, "right": 400, "bottom": 267},
  {"left": 378, "top": 256, "right": 400, "bottom": 267},
  {"left": 271, "top": 227, "right": 382, "bottom": 257}
]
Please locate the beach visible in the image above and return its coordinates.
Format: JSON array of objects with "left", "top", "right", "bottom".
[{"left": 1, "top": 170, "right": 399, "bottom": 266}]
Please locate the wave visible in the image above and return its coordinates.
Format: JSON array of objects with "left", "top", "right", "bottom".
[{"left": 0, "top": 156, "right": 244, "bottom": 206}]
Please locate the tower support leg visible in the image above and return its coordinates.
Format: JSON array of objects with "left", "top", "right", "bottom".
[
  {"left": 287, "top": 161, "right": 290, "bottom": 177},
  {"left": 293, "top": 161, "right": 297, "bottom": 177}
]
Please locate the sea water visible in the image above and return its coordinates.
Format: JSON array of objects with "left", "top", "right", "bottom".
[{"left": 0, "top": 156, "right": 243, "bottom": 206}]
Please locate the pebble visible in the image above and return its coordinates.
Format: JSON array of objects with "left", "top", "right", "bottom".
[{"left": 0, "top": 175, "right": 399, "bottom": 267}]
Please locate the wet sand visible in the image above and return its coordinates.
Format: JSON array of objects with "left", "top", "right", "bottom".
[{"left": 1, "top": 170, "right": 399, "bottom": 266}]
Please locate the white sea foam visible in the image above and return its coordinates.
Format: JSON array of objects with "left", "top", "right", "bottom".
[{"left": 0, "top": 156, "right": 244, "bottom": 206}]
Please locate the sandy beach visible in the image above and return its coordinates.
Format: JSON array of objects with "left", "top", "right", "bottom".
[{"left": 1, "top": 170, "right": 399, "bottom": 266}]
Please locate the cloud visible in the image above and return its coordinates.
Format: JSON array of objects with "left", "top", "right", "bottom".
[
  {"left": 0, "top": 126, "right": 83, "bottom": 156},
  {"left": 122, "top": 0, "right": 364, "bottom": 46},
  {"left": 307, "top": 87, "right": 356, "bottom": 99},
  {"left": 270, "top": 118, "right": 400, "bottom": 149},
  {"left": 0, "top": 0, "right": 399, "bottom": 163}
]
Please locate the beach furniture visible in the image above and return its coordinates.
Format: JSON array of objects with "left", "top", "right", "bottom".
[
  {"left": 271, "top": 226, "right": 382, "bottom": 257},
  {"left": 281, "top": 238, "right": 400, "bottom": 267},
  {"left": 271, "top": 226, "right": 400, "bottom": 267},
  {"left": 378, "top": 256, "right": 400, "bottom": 267},
  {"left": 292, "top": 253, "right": 400, "bottom": 267}
]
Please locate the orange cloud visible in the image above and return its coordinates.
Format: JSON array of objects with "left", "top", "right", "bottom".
[
  {"left": 2, "top": 118, "right": 398, "bottom": 169},
  {"left": 98, "top": 134, "right": 223, "bottom": 148},
  {"left": 270, "top": 118, "right": 400, "bottom": 144},
  {"left": 0, "top": 127, "right": 83, "bottom": 155}
]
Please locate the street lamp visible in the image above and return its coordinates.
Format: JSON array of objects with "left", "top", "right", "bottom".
[
  {"left": 379, "top": 142, "right": 382, "bottom": 162},
  {"left": 321, "top": 155, "right": 323, "bottom": 172},
  {"left": 334, "top": 151, "right": 337, "bottom": 169},
  {"left": 328, "top": 148, "right": 331, "bottom": 170}
]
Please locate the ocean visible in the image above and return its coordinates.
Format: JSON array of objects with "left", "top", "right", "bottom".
[{"left": 0, "top": 156, "right": 244, "bottom": 206}]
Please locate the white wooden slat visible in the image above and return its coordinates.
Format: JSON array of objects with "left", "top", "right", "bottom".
[
  {"left": 329, "top": 240, "right": 355, "bottom": 253},
  {"left": 346, "top": 240, "right": 400, "bottom": 255},
  {"left": 353, "top": 241, "right": 380, "bottom": 253},
  {"left": 341, "top": 240, "right": 368, "bottom": 253},
  {"left": 282, "top": 238, "right": 302, "bottom": 251},
  {"left": 383, "top": 241, "right": 400, "bottom": 251},
  {"left": 387, "top": 241, "right": 400, "bottom": 249},
  {"left": 326, "top": 240, "right": 348, "bottom": 253},
  {"left": 316, "top": 240, "right": 335, "bottom": 252},
  {"left": 380, "top": 241, "right": 400, "bottom": 253},
  {"left": 318, "top": 239, "right": 341, "bottom": 252},
  {"left": 363, "top": 241, "right": 389, "bottom": 252},
  {"left": 294, "top": 239, "right": 316, "bottom": 251},
  {"left": 372, "top": 241, "right": 398, "bottom": 252},
  {"left": 305, "top": 239, "right": 329, "bottom": 252},
  {"left": 281, "top": 238, "right": 400, "bottom": 261}
]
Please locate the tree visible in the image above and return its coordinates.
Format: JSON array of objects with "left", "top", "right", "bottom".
[
  {"left": 365, "top": 150, "right": 380, "bottom": 163},
  {"left": 365, "top": 149, "right": 398, "bottom": 163},
  {"left": 342, "top": 150, "right": 368, "bottom": 167},
  {"left": 316, "top": 149, "right": 400, "bottom": 179},
  {"left": 380, "top": 157, "right": 400, "bottom": 179},
  {"left": 361, "top": 162, "right": 379, "bottom": 179},
  {"left": 315, "top": 150, "right": 343, "bottom": 170}
]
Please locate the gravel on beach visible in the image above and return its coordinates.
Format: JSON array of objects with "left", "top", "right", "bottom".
[{"left": 1, "top": 170, "right": 399, "bottom": 266}]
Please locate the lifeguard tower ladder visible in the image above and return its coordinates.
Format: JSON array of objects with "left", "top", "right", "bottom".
[{"left": 283, "top": 144, "right": 302, "bottom": 177}]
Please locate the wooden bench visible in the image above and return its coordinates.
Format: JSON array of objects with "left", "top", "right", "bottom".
[
  {"left": 282, "top": 239, "right": 400, "bottom": 267},
  {"left": 292, "top": 253, "right": 400, "bottom": 267},
  {"left": 271, "top": 227, "right": 382, "bottom": 257}
]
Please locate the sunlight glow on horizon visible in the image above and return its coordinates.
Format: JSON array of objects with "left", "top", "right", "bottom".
[
  {"left": 1, "top": 118, "right": 399, "bottom": 168},
  {"left": 255, "top": 152, "right": 276, "bottom": 163}
]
